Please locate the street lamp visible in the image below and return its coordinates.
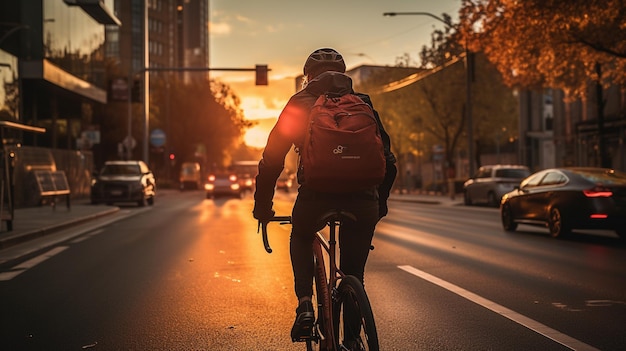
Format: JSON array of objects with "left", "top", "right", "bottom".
[{"left": 383, "top": 11, "right": 475, "bottom": 176}]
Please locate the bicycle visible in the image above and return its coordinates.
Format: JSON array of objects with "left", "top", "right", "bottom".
[{"left": 259, "top": 210, "right": 379, "bottom": 351}]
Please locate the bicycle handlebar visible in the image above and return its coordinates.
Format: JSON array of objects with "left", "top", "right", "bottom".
[{"left": 257, "top": 216, "right": 292, "bottom": 253}]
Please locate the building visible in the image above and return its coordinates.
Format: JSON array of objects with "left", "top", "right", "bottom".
[
  {"left": 1, "top": 0, "right": 120, "bottom": 149},
  {"left": 1, "top": 0, "right": 120, "bottom": 207},
  {"left": 518, "top": 83, "right": 625, "bottom": 172},
  {"left": 100, "top": 0, "right": 210, "bottom": 165}
]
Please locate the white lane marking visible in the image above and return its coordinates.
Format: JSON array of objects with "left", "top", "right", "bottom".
[
  {"left": 70, "top": 229, "right": 105, "bottom": 244},
  {"left": 398, "top": 265, "right": 600, "bottom": 351},
  {"left": 0, "top": 246, "right": 68, "bottom": 281}
]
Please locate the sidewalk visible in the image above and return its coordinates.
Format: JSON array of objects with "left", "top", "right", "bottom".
[{"left": 0, "top": 201, "right": 119, "bottom": 251}]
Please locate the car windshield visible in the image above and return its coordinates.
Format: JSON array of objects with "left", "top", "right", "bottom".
[
  {"left": 101, "top": 164, "right": 141, "bottom": 176},
  {"left": 495, "top": 169, "right": 530, "bottom": 178},
  {"left": 577, "top": 169, "right": 626, "bottom": 185}
]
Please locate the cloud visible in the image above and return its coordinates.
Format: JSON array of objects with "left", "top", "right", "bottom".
[
  {"left": 235, "top": 15, "right": 253, "bottom": 24},
  {"left": 209, "top": 21, "right": 231, "bottom": 35}
]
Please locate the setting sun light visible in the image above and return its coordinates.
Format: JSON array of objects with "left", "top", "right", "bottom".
[{"left": 244, "top": 127, "right": 270, "bottom": 149}]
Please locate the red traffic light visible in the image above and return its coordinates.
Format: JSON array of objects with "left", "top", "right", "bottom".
[{"left": 169, "top": 153, "right": 175, "bottom": 160}]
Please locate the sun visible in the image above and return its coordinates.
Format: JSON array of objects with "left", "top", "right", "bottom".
[{"left": 244, "top": 127, "right": 270, "bottom": 149}]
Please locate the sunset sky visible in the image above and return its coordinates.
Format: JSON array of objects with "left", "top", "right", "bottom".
[{"left": 207, "top": 0, "right": 461, "bottom": 147}]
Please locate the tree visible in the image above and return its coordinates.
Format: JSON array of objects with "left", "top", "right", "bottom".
[
  {"left": 459, "top": 0, "right": 626, "bottom": 99},
  {"left": 150, "top": 75, "right": 252, "bottom": 170}
]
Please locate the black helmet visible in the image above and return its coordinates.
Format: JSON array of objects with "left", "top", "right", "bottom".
[{"left": 303, "top": 48, "right": 346, "bottom": 77}]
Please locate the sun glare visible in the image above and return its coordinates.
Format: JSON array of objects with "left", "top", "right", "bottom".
[{"left": 244, "top": 127, "right": 269, "bottom": 149}]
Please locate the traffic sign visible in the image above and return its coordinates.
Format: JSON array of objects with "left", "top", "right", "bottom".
[{"left": 150, "top": 129, "right": 166, "bottom": 147}]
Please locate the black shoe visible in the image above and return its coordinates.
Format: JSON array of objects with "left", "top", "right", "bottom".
[{"left": 290, "top": 300, "right": 315, "bottom": 342}]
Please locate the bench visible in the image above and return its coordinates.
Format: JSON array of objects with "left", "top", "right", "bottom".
[{"left": 34, "top": 170, "right": 71, "bottom": 209}]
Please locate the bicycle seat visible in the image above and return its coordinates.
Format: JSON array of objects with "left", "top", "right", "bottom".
[{"left": 317, "top": 209, "right": 357, "bottom": 226}]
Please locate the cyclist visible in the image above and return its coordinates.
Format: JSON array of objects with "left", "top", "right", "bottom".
[{"left": 253, "top": 48, "right": 397, "bottom": 341}]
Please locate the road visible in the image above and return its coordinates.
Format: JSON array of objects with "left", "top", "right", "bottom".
[{"left": 0, "top": 190, "right": 624, "bottom": 350}]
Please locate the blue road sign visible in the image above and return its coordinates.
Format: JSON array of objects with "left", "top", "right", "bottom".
[{"left": 150, "top": 128, "right": 166, "bottom": 147}]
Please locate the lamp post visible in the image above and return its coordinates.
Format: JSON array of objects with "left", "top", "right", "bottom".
[{"left": 383, "top": 11, "right": 475, "bottom": 176}]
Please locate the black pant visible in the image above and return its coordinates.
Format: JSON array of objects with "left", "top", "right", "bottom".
[{"left": 290, "top": 186, "right": 379, "bottom": 299}]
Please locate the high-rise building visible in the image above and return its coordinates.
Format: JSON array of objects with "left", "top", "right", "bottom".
[{"left": 108, "top": 0, "right": 209, "bottom": 77}]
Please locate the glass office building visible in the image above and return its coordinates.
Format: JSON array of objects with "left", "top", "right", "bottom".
[{"left": 0, "top": 0, "right": 119, "bottom": 149}]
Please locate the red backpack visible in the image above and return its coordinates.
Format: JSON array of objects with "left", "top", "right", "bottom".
[{"left": 298, "top": 93, "right": 386, "bottom": 193}]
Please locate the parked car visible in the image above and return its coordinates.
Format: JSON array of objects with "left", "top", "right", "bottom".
[
  {"left": 179, "top": 162, "right": 202, "bottom": 190},
  {"left": 500, "top": 167, "right": 626, "bottom": 238},
  {"left": 90, "top": 160, "right": 156, "bottom": 206},
  {"left": 463, "top": 164, "right": 530, "bottom": 207},
  {"left": 204, "top": 171, "right": 242, "bottom": 199}
]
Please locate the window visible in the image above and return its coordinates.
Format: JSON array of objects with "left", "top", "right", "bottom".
[{"left": 540, "top": 172, "right": 566, "bottom": 186}]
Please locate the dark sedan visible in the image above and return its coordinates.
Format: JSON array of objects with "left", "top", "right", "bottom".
[
  {"left": 91, "top": 160, "right": 156, "bottom": 206},
  {"left": 500, "top": 167, "right": 626, "bottom": 238}
]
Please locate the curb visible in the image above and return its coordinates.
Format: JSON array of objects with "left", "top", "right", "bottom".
[{"left": 0, "top": 207, "right": 120, "bottom": 250}]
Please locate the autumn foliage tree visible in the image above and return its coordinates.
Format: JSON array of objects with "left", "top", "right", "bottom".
[
  {"left": 459, "top": 0, "right": 626, "bottom": 99},
  {"left": 150, "top": 75, "right": 252, "bottom": 171}
]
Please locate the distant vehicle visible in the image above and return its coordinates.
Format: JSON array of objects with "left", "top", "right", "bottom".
[
  {"left": 276, "top": 170, "right": 294, "bottom": 192},
  {"left": 204, "top": 171, "right": 242, "bottom": 199},
  {"left": 501, "top": 167, "right": 626, "bottom": 238},
  {"left": 463, "top": 164, "right": 530, "bottom": 207},
  {"left": 231, "top": 160, "right": 259, "bottom": 192},
  {"left": 179, "top": 162, "right": 202, "bottom": 190},
  {"left": 90, "top": 160, "right": 156, "bottom": 206}
]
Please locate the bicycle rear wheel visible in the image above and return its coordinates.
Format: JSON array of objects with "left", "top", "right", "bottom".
[{"left": 333, "top": 275, "right": 379, "bottom": 351}]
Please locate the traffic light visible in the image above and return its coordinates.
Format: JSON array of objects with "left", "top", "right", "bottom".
[
  {"left": 131, "top": 79, "right": 142, "bottom": 102},
  {"left": 169, "top": 153, "right": 175, "bottom": 160},
  {"left": 255, "top": 65, "right": 268, "bottom": 85}
]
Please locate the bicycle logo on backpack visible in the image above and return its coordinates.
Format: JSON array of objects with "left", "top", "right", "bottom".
[{"left": 258, "top": 211, "right": 380, "bottom": 351}]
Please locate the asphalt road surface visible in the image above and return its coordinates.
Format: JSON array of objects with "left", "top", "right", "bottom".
[{"left": 1, "top": 189, "right": 624, "bottom": 350}]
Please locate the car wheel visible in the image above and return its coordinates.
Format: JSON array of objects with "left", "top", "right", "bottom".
[
  {"left": 464, "top": 191, "right": 472, "bottom": 206},
  {"left": 501, "top": 203, "right": 517, "bottom": 232},
  {"left": 548, "top": 207, "right": 570, "bottom": 238},
  {"left": 487, "top": 192, "right": 499, "bottom": 207},
  {"left": 147, "top": 197, "right": 154, "bottom": 206}
]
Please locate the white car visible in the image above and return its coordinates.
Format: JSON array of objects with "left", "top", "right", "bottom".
[{"left": 463, "top": 165, "right": 530, "bottom": 207}]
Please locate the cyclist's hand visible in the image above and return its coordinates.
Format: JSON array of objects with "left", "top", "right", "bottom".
[{"left": 253, "top": 202, "right": 275, "bottom": 222}]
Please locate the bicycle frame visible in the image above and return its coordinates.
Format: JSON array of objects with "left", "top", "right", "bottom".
[{"left": 259, "top": 211, "right": 378, "bottom": 351}]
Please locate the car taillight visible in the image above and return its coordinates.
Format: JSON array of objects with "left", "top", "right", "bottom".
[
  {"left": 229, "top": 174, "right": 238, "bottom": 182},
  {"left": 583, "top": 186, "right": 613, "bottom": 198},
  {"left": 208, "top": 175, "right": 215, "bottom": 182}
]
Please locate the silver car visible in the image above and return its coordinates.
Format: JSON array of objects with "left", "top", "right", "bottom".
[{"left": 463, "top": 165, "right": 530, "bottom": 207}]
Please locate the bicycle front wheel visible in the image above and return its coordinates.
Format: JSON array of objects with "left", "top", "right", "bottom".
[{"left": 333, "top": 275, "right": 379, "bottom": 351}]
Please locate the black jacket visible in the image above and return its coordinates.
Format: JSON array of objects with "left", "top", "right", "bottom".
[{"left": 254, "top": 71, "right": 397, "bottom": 215}]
